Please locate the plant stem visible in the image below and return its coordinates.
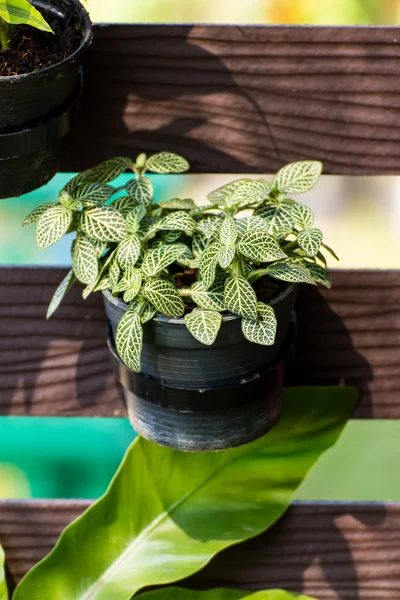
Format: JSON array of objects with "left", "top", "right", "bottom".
[
  {"left": 0, "top": 18, "right": 12, "bottom": 52},
  {"left": 178, "top": 287, "right": 192, "bottom": 297},
  {"left": 282, "top": 241, "right": 298, "bottom": 253},
  {"left": 247, "top": 268, "right": 270, "bottom": 284}
]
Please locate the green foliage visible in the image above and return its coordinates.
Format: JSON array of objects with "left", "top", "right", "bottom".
[
  {"left": 140, "top": 588, "right": 317, "bottom": 600},
  {"left": 13, "top": 386, "right": 357, "bottom": 600},
  {"left": 25, "top": 153, "right": 337, "bottom": 373},
  {"left": 0, "top": 0, "right": 53, "bottom": 51},
  {"left": 0, "top": 542, "right": 7, "bottom": 600}
]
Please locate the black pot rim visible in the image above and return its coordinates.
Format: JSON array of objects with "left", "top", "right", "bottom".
[
  {"left": 103, "top": 282, "right": 296, "bottom": 326},
  {"left": 0, "top": 0, "right": 92, "bottom": 83}
]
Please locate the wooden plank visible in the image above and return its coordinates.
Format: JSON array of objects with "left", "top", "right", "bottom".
[
  {"left": 0, "top": 267, "right": 398, "bottom": 418},
  {"left": 0, "top": 500, "right": 399, "bottom": 599},
  {"left": 61, "top": 25, "right": 400, "bottom": 175}
]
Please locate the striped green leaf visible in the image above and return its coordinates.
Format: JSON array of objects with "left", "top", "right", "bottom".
[
  {"left": 156, "top": 211, "right": 196, "bottom": 236},
  {"left": 141, "top": 588, "right": 317, "bottom": 600},
  {"left": 224, "top": 275, "right": 258, "bottom": 320},
  {"left": 116, "top": 307, "right": 143, "bottom": 372},
  {"left": 80, "top": 207, "right": 127, "bottom": 242},
  {"left": 65, "top": 157, "right": 132, "bottom": 192},
  {"left": 305, "top": 262, "right": 332, "bottom": 288},
  {"left": 196, "top": 216, "right": 222, "bottom": 239},
  {"left": 235, "top": 216, "right": 270, "bottom": 236},
  {"left": 36, "top": 205, "right": 73, "bottom": 250},
  {"left": 237, "top": 231, "right": 287, "bottom": 263},
  {"left": 267, "top": 261, "right": 316, "bottom": 285},
  {"left": 123, "top": 269, "right": 143, "bottom": 303},
  {"left": 46, "top": 270, "right": 75, "bottom": 319},
  {"left": 0, "top": 0, "right": 52, "bottom": 31},
  {"left": 111, "top": 196, "right": 138, "bottom": 217},
  {"left": 109, "top": 254, "right": 121, "bottom": 291},
  {"left": 207, "top": 179, "right": 251, "bottom": 206},
  {"left": 128, "top": 297, "right": 158, "bottom": 323},
  {"left": 218, "top": 246, "right": 235, "bottom": 269},
  {"left": 72, "top": 183, "right": 114, "bottom": 207},
  {"left": 274, "top": 161, "right": 322, "bottom": 194},
  {"left": 298, "top": 228, "right": 323, "bottom": 257},
  {"left": 146, "top": 152, "right": 189, "bottom": 174},
  {"left": 142, "top": 244, "right": 185, "bottom": 278},
  {"left": 192, "top": 232, "right": 209, "bottom": 258},
  {"left": 254, "top": 202, "right": 293, "bottom": 234},
  {"left": 241, "top": 302, "right": 277, "bottom": 346},
  {"left": 126, "top": 177, "right": 154, "bottom": 206},
  {"left": 163, "top": 230, "right": 182, "bottom": 243},
  {"left": 23, "top": 202, "right": 56, "bottom": 227},
  {"left": 116, "top": 235, "right": 141, "bottom": 270},
  {"left": 72, "top": 235, "right": 99, "bottom": 285},
  {"left": 0, "top": 542, "right": 7, "bottom": 600},
  {"left": 126, "top": 205, "right": 146, "bottom": 234},
  {"left": 199, "top": 241, "right": 223, "bottom": 289},
  {"left": 159, "top": 198, "right": 196, "bottom": 211},
  {"left": 142, "top": 279, "right": 185, "bottom": 317},
  {"left": 185, "top": 309, "right": 222, "bottom": 345},
  {"left": 291, "top": 202, "right": 315, "bottom": 230},
  {"left": 219, "top": 216, "right": 238, "bottom": 246},
  {"left": 322, "top": 242, "right": 340, "bottom": 261},
  {"left": 225, "top": 178, "right": 268, "bottom": 208},
  {"left": 190, "top": 280, "right": 225, "bottom": 311}
]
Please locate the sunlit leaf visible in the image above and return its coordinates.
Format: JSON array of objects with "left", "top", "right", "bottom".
[
  {"left": 237, "top": 231, "right": 287, "bottom": 263},
  {"left": 116, "top": 235, "right": 141, "bottom": 270},
  {"left": 219, "top": 216, "right": 238, "bottom": 246},
  {"left": 218, "top": 246, "right": 235, "bottom": 269},
  {"left": 0, "top": 541, "right": 8, "bottom": 600},
  {"left": 72, "top": 183, "right": 114, "bottom": 207},
  {"left": 185, "top": 309, "right": 222, "bottom": 345},
  {"left": 199, "top": 241, "right": 223, "bottom": 289},
  {"left": 65, "top": 157, "right": 132, "bottom": 192},
  {"left": 23, "top": 202, "right": 55, "bottom": 227},
  {"left": 291, "top": 202, "right": 315, "bottom": 230},
  {"left": 13, "top": 387, "right": 357, "bottom": 600},
  {"left": 305, "top": 262, "right": 332, "bottom": 289},
  {"left": 111, "top": 196, "right": 139, "bottom": 217},
  {"left": 274, "top": 161, "right": 322, "bottom": 194},
  {"left": 126, "top": 205, "right": 147, "bottom": 234},
  {"left": 235, "top": 216, "right": 270, "bottom": 236},
  {"left": 123, "top": 268, "right": 143, "bottom": 303},
  {"left": 36, "top": 205, "right": 73, "bottom": 250},
  {"left": 267, "top": 261, "right": 316, "bottom": 285},
  {"left": 146, "top": 152, "right": 189, "bottom": 174},
  {"left": 47, "top": 270, "right": 75, "bottom": 319},
  {"left": 190, "top": 281, "right": 225, "bottom": 311},
  {"left": 254, "top": 202, "right": 293, "bottom": 234},
  {"left": 72, "top": 235, "right": 99, "bottom": 285},
  {"left": 297, "top": 228, "right": 323, "bottom": 258},
  {"left": 142, "top": 244, "right": 186, "bottom": 278},
  {"left": 196, "top": 216, "right": 222, "bottom": 239},
  {"left": 321, "top": 242, "right": 340, "bottom": 261},
  {"left": 0, "top": 0, "right": 53, "bottom": 32},
  {"left": 109, "top": 254, "right": 121, "bottom": 291},
  {"left": 116, "top": 306, "right": 143, "bottom": 372},
  {"left": 159, "top": 198, "right": 196, "bottom": 211},
  {"left": 142, "top": 279, "right": 185, "bottom": 317},
  {"left": 225, "top": 178, "right": 268, "bottom": 208},
  {"left": 128, "top": 297, "right": 158, "bottom": 324},
  {"left": 241, "top": 302, "right": 277, "bottom": 346},
  {"left": 126, "top": 177, "right": 154, "bottom": 206},
  {"left": 156, "top": 211, "right": 197, "bottom": 236},
  {"left": 80, "top": 207, "right": 127, "bottom": 242},
  {"left": 224, "top": 275, "right": 258, "bottom": 320},
  {"left": 140, "top": 587, "right": 317, "bottom": 600}
]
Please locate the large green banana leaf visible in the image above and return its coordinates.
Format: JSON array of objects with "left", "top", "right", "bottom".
[
  {"left": 140, "top": 588, "right": 317, "bottom": 600},
  {"left": 0, "top": 543, "right": 8, "bottom": 600},
  {"left": 14, "top": 386, "right": 357, "bottom": 600}
]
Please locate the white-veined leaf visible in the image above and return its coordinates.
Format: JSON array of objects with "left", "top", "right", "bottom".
[
  {"left": 156, "top": 211, "right": 196, "bottom": 236},
  {"left": 72, "top": 235, "right": 99, "bottom": 285},
  {"left": 142, "top": 279, "right": 185, "bottom": 317},
  {"left": 207, "top": 179, "right": 250, "bottom": 206},
  {"left": 126, "top": 177, "right": 154, "bottom": 206},
  {"left": 72, "top": 183, "right": 114, "bottom": 207},
  {"left": 237, "top": 231, "right": 287, "bottom": 263},
  {"left": 196, "top": 216, "right": 222, "bottom": 239},
  {"left": 218, "top": 246, "right": 235, "bottom": 269},
  {"left": 23, "top": 203, "right": 56, "bottom": 227},
  {"left": 192, "top": 231, "right": 209, "bottom": 258},
  {"left": 123, "top": 269, "right": 143, "bottom": 303},
  {"left": 226, "top": 179, "right": 268, "bottom": 208},
  {"left": 254, "top": 202, "right": 293, "bottom": 234},
  {"left": 90, "top": 238, "right": 108, "bottom": 257},
  {"left": 111, "top": 196, "right": 138, "bottom": 217},
  {"left": 146, "top": 152, "right": 189, "bottom": 174},
  {"left": 321, "top": 242, "right": 339, "bottom": 261},
  {"left": 274, "top": 161, "right": 322, "bottom": 194},
  {"left": 116, "top": 235, "right": 142, "bottom": 271},
  {"left": 267, "top": 261, "right": 316, "bottom": 285},
  {"left": 184, "top": 309, "right": 222, "bottom": 346},
  {"left": 116, "top": 307, "right": 143, "bottom": 372},
  {"left": 36, "top": 205, "right": 73, "bottom": 250},
  {"left": 190, "top": 281, "right": 225, "bottom": 311},
  {"left": 128, "top": 297, "right": 158, "bottom": 323},
  {"left": 241, "top": 302, "right": 277, "bottom": 346},
  {"left": 224, "top": 276, "right": 258, "bottom": 320},
  {"left": 65, "top": 157, "right": 132, "bottom": 192},
  {"left": 291, "top": 202, "right": 315, "bottom": 230},
  {"left": 142, "top": 244, "right": 186, "bottom": 277},
  {"left": 305, "top": 262, "right": 332, "bottom": 288},
  {"left": 46, "top": 270, "right": 75, "bottom": 319},
  {"left": 126, "top": 205, "right": 147, "bottom": 234},
  {"left": 163, "top": 231, "right": 182, "bottom": 244},
  {"left": 158, "top": 198, "right": 196, "bottom": 211},
  {"left": 199, "top": 241, "right": 223, "bottom": 289},
  {"left": 92, "top": 276, "right": 111, "bottom": 293},
  {"left": 109, "top": 254, "right": 121, "bottom": 290},
  {"left": 235, "top": 216, "right": 270, "bottom": 236},
  {"left": 298, "top": 228, "right": 323, "bottom": 257},
  {"left": 0, "top": 0, "right": 53, "bottom": 30},
  {"left": 80, "top": 207, "right": 127, "bottom": 242},
  {"left": 220, "top": 216, "right": 238, "bottom": 246}
]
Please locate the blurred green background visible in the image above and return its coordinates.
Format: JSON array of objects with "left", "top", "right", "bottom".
[{"left": 86, "top": 0, "right": 400, "bottom": 25}]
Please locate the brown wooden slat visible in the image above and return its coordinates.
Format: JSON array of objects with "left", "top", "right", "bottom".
[
  {"left": 0, "top": 266, "right": 398, "bottom": 418},
  {"left": 61, "top": 25, "right": 400, "bottom": 175},
  {"left": 0, "top": 500, "right": 399, "bottom": 599}
]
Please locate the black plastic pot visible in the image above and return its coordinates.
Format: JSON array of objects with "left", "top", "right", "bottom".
[
  {"left": 104, "top": 284, "right": 297, "bottom": 451},
  {"left": 0, "top": 0, "right": 92, "bottom": 198}
]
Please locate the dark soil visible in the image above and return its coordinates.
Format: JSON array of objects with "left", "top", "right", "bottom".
[{"left": 0, "top": 7, "right": 82, "bottom": 76}]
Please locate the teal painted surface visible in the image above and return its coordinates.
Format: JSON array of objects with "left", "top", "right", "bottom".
[{"left": 0, "top": 418, "right": 399, "bottom": 501}]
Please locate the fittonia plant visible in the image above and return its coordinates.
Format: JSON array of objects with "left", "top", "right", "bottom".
[
  {"left": 24, "top": 153, "right": 338, "bottom": 372},
  {"left": 0, "top": 0, "right": 53, "bottom": 51}
]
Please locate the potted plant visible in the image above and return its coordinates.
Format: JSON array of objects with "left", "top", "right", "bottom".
[
  {"left": 23, "top": 153, "right": 338, "bottom": 450},
  {"left": 0, "top": 0, "right": 92, "bottom": 199}
]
